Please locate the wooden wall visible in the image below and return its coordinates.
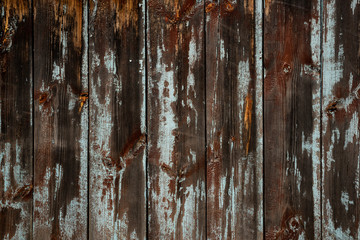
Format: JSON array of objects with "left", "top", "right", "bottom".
[{"left": 0, "top": 0, "right": 359, "bottom": 239}]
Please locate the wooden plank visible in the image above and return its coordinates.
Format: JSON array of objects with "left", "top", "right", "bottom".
[
  {"left": 147, "top": 0, "right": 206, "bottom": 238},
  {"left": 0, "top": 1, "right": 33, "bottom": 239},
  {"left": 322, "top": 0, "right": 360, "bottom": 238},
  {"left": 264, "top": 0, "right": 321, "bottom": 239},
  {"left": 33, "top": 0, "right": 88, "bottom": 238},
  {"left": 205, "top": 0, "right": 263, "bottom": 239},
  {"left": 88, "top": 0, "right": 146, "bottom": 239}
]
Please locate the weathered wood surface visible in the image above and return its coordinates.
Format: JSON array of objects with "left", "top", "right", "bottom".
[
  {"left": 88, "top": 0, "right": 146, "bottom": 239},
  {"left": 147, "top": 0, "right": 206, "bottom": 238},
  {"left": 2, "top": 0, "right": 360, "bottom": 239},
  {"left": 0, "top": 1, "right": 33, "bottom": 239},
  {"left": 322, "top": 0, "right": 360, "bottom": 238},
  {"left": 206, "top": 0, "right": 263, "bottom": 239},
  {"left": 33, "top": 0, "right": 88, "bottom": 239},
  {"left": 264, "top": 0, "right": 321, "bottom": 239}
]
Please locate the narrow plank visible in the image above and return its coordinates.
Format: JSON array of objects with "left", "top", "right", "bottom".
[
  {"left": 205, "top": 0, "right": 263, "bottom": 238},
  {"left": 322, "top": 0, "right": 360, "bottom": 238},
  {"left": 147, "top": 0, "right": 206, "bottom": 238},
  {"left": 0, "top": 1, "right": 33, "bottom": 239},
  {"left": 33, "top": 0, "right": 88, "bottom": 238},
  {"left": 88, "top": 0, "right": 146, "bottom": 239},
  {"left": 264, "top": 0, "right": 321, "bottom": 238}
]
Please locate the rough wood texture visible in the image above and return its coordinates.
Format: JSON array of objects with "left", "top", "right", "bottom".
[
  {"left": 264, "top": 0, "right": 321, "bottom": 239},
  {"left": 0, "top": 1, "right": 33, "bottom": 239},
  {"left": 4, "top": 0, "right": 360, "bottom": 239},
  {"left": 205, "top": 0, "right": 263, "bottom": 239},
  {"left": 88, "top": 0, "right": 146, "bottom": 239},
  {"left": 322, "top": 0, "right": 360, "bottom": 238},
  {"left": 147, "top": 0, "right": 206, "bottom": 238},
  {"left": 33, "top": 0, "right": 88, "bottom": 238}
]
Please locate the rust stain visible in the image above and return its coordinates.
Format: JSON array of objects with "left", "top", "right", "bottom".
[
  {"left": 98, "top": 131, "right": 146, "bottom": 172},
  {"left": 205, "top": 2, "right": 216, "bottom": 13},
  {"left": 1, "top": 0, "right": 29, "bottom": 53},
  {"left": 2, "top": 0, "right": 28, "bottom": 33},
  {"left": 112, "top": 0, "right": 139, "bottom": 32},
  {"left": 244, "top": 0, "right": 254, "bottom": 14},
  {"left": 79, "top": 92, "right": 88, "bottom": 112},
  {"left": 50, "top": 1, "right": 82, "bottom": 48},
  {"left": 326, "top": 100, "right": 338, "bottom": 115},
  {"left": 224, "top": 1, "right": 235, "bottom": 12},
  {"left": 121, "top": 131, "right": 146, "bottom": 164},
  {"left": 149, "top": 0, "right": 201, "bottom": 25},
  {"left": 244, "top": 94, "right": 253, "bottom": 155},
  {"left": 39, "top": 92, "right": 48, "bottom": 104},
  {"left": 12, "top": 184, "right": 33, "bottom": 201},
  {"left": 274, "top": 208, "right": 304, "bottom": 239},
  {"left": 265, "top": 0, "right": 273, "bottom": 17}
]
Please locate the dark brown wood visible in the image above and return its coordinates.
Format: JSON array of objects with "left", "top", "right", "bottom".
[
  {"left": 33, "top": 0, "right": 88, "bottom": 239},
  {"left": 264, "top": 0, "right": 321, "bottom": 239},
  {"left": 88, "top": 0, "right": 146, "bottom": 239},
  {"left": 0, "top": 1, "right": 33, "bottom": 239},
  {"left": 205, "top": 0, "right": 263, "bottom": 238},
  {"left": 147, "top": 0, "right": 206, "bottom": 238},
  {"left": 322, "top": 0, "right": 360, "bottom": 238}
]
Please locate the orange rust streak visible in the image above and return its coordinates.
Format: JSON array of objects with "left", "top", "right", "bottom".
[
  {"left": 3, "top": 0, "right": 29, "bottom": 32},
  {"left": 244, "top": 94, "right": 253, "bottom": 155},
  {"left": 112, "top": 0, "right": 139, "bottom": 32},
  {"left": 78, "top": 93, "right": 88, "bottom": 112},
  {"left": 205, "top": 3, "right": 216, "bottom": 13},
  {"left": 224, "top": 1, "right": 235, "bottom": 12},
  {"left": 39, "top": 93, "right": 48, "bottom": 104},
  {"left": 265, "top": 0, "right": 273, "bottom": 17}
]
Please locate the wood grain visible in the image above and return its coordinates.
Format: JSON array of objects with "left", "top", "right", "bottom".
[
  {"left": 0, "top": 1, "right": 33, "bottom": 239},
  {"left": 264, "top": 0, "right": 321, "bottom": 239},
  {"left": 33, "top": 0, "right": 88, "bottom": 238},
  {"left": 322, "top": 0, "right": 360, "bottom": 238},
  {"left": 147, "top": 0, "right": 206, "bottom": 238},
  {"left": 205, "top": 0, "right": 263, "bottom": 239},
  {"left": 88, "top": 0, "right": 146, "bottom": 239}
]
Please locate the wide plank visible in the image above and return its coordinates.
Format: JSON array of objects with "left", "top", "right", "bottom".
[
  {"left": 322, "top": 0, "right": 360, "bottom": 238},
  {"left": 205, "top": 0, "right": 263, "bottom": 239},
  {"left": 88, "top": 0, "right": 146, "bottom": 239},
  {"left": 33, "top": 0, "right": 88, "bottom": 238},
  {"left": 264, "top": 0, "right": 321, "bottom": 238},
  {"left": 147, "top": 0, "right": 206, "bottom": 238},
  {"left": 0, "top": 1, "right": 33, "bottom": 239}
]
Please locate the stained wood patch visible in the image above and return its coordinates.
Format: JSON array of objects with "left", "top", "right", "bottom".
[
  {"left": 0, "top": 1, "right": 33, "bottom": 239},
  {"left": 88, "top": 0, "right": 146, "bottom": 239},
  {"left": 264, "top": 0, "right": 321, "bottom": 239},
  {"left": 206, "top": 0, "right": 263, "bottom": 239},
  {"left": 322, "top": 0, "right": 360, "bottom": 238},
  {"left": 33, "top": 0, "right": 88, "bottom": 238},
  {"left": 147, "top": 0, "right": 206, "bottom": 238}
]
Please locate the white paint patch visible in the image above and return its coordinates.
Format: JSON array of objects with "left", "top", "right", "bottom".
[
  {"left": 344, "top": 113, "right": 359, "bottom": 148},
  {"left": 34, "top": 167, "right": 52, "bottom": 233},
  {"left": 0, "top": 143, "right": 11, "bottom": 192},
  {"left": 255, "top": 0, "right": 264, "bottom": 234},
  {"left": 54, "top": 163, "right": 63, "bottom": 193},
  {"left": 89, "top": 48, "right": 115, "bottom": 236},
  {"left": 149, "top": 43, "right": 178, "bottom": 238},
  {"left": 181, "top": 181, "right": 202, "bottom": 239},
  {"left": 351, "top": 0, "right": 358, "bottom": 14},
  {"left": 325, "top": 200, "right": 352, "bottom": 239},
  {"left": 340, "top": 191, "right": 353, "bottom": 212},
  {"left": 322, "top": 0, "right": 344, "bottom": 106},
  {"left": 52, "top": 62, "right": 65, "bottom": 83}
]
